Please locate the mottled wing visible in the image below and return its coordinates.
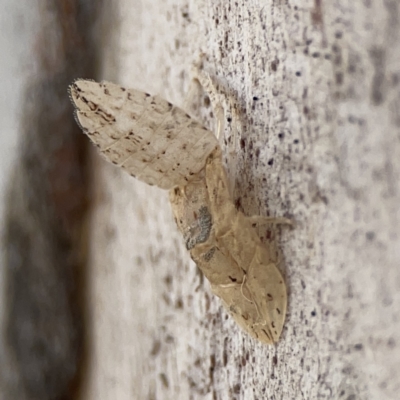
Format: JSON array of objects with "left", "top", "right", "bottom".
[
  {"left": 245, "top": 246, "right": 287, "bottom": 343},
  {"left": 69, "top": 79, "right": 219, "bottom": 189},
  {"left": 169, "top": 155, "right": 287, "bottom": 345}
]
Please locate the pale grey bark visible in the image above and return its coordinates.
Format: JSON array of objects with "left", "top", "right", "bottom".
[{"left": 5, "top": 1, "right": 398, "bottom": 399}]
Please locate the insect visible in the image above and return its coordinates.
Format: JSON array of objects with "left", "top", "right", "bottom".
[{"left": 69, "top": 78, "right": 289, "bottom": 344}]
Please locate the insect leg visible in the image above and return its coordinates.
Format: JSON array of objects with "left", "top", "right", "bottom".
[
  {"left": 191, "top": 67, "right": 244, "bottom": 199},
  {"left": 190, "top": 66, "right": 225, "bottom": 143},
  {"left": 182, "top": 73, "right": 204, "bottom": 114},
  {"left": 204, "top": 149, "right": 236, "bottom": 234}
]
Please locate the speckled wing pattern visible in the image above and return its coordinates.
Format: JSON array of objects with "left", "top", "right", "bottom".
[
  {"left": 169, "top": 149, "right": 287, "bottom": 344},
  {"left": 69, "top": 80, "right": 219, "bottom": 189}
]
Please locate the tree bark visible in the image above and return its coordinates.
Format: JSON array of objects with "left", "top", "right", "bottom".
[{"left": 80, "top": 1, "right": 400, "bottom": 399}]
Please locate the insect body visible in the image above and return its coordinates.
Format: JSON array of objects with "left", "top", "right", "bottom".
[{"left": 69, "top": 79, "right": 287, "bottom": 344}]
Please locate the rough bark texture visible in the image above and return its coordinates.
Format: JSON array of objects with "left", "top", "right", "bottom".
[{"left": 78, "top": 1, "right": 400, "bottom": 399}]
